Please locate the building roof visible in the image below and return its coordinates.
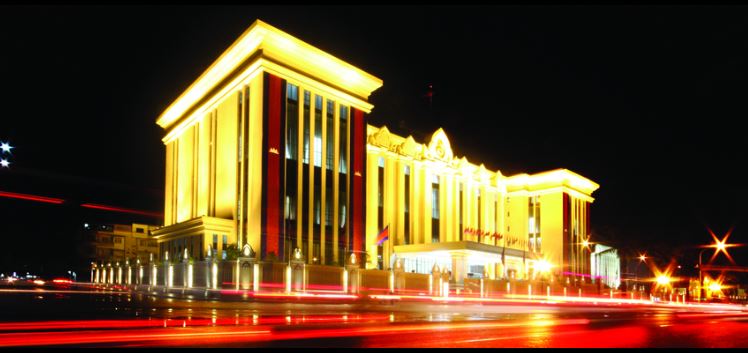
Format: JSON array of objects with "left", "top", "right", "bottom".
[
  {"left": 368, "top": 124, "right": 599, "bottom": 198},
  {"left": 505, "top": 168, "right": 600, "bottom": 197},
  {"left": 156, "top": 19, "right": 383, "bottom": 131}
]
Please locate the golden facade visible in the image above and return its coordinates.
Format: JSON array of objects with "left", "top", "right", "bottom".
[
  {"left": 154, "top": 19, "right": 599, "bottom": 284},
  {"left": 366, "top": 126, "right": 598, "bottom": 283},
  {"left": 154, "top": 20, "right": 381, "bottom": 264}
]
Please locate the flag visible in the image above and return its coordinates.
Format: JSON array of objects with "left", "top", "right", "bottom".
[{"left": 376, "top": 225, "right": 389, "bottom": 246}]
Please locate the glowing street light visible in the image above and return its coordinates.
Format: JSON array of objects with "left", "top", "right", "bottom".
[
  {"left": 0, "top": 159, "right": 8, "bottom": 168},
  {"left": 704, "top": 226, "right": 742, "bottom": 264},
  {"left": 633, "top": 253, "right": 647, "bottom": 292},
  {"left": 656, "top": 275, "right": 670, "bottom": 286},
  {"left": 536, "top": 259, "right": 552, "bottom": 274},
  {"left": 698, "top": 226, "right": 744, "bottom": 301}
]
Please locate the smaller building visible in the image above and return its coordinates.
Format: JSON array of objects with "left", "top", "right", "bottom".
[
  {"left": 91, "top": 223, "right": 159, "bottom": 263},
  {"left": 590, "top": 243, "right": 621, "bottom": 289}
]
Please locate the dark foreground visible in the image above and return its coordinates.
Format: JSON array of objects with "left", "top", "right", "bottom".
[{"left": 0, "top": 285, "right": 747, "bottom": 347}]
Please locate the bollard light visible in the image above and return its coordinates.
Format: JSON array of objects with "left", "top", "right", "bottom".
[
  {"left": 212, "top": 263, "right": 218, "bottom": 289},
  {"left": 253, "top": 263, "right": 260, "bottom": 292},
  {"left": 286, "top": 265, "right": 292, "bottom": 293}
]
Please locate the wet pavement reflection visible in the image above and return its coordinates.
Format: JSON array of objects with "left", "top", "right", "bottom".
[{"left": 1, "top": 286, "right": 747, "bottom": 347}]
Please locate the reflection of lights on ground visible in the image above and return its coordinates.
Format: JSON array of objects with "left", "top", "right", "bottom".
[{"left": 0, "top": 315, "right": 593, "bottom": 347}]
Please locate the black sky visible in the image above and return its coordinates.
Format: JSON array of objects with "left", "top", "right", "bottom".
[{"left": 1, "top": 5, "right": 747, "bottom": 275}]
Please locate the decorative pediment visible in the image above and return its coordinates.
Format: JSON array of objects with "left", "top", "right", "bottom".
[
  {"left": 368, "top": 126, "right": 392, "bottom": 149},
  {"left": 396, "top": 135, "right": 422, "bottom": 159},
  {"left": 426, "top": 128, "right": 453, "bottom": 162},
  {"left": 456, "top": 156, "right": 471, "bottom": 170}
]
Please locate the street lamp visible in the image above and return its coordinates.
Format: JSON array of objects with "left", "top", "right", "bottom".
[
  {"left": 635, "top": 254, "right": 647, "bottom": 293},
  {"left": 656, "top": 275, "right": 671, "bottom": 286},
  {"left": 698, "top": 248, "right": 706, "bottom": 301},
  {"left": 697, "top": 227, "right": 741, "bottom": 302}
]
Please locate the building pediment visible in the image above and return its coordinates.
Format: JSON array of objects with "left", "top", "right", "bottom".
[
  {"left": 396, "top": 135, "right": 422, "bottom": 159},
  {"left": 426, "top": 128, "right": 453, "bottom": 162},
  {"left": 368, "top": 126, "right": 392, "bottom": 149}
]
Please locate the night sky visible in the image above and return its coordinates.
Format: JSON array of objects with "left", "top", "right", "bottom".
[{"left": 1, "top": 5, "right": 746, "bottom": 277}]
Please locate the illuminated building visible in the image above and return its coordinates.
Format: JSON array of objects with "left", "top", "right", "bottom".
[
  {"left": 153, "top": 19, "right": 598, "bottom": 284},
  {"left": 91, "top": 223, "right": 159, "bottom": 263},
  {"left": 153, "top": 20, "right": 379, "bottom": 265},
  {"left": 367, "top": 126, "right": 598, "bottom": 283},
  {"left": 590, "top": 243, "right": 621, "bottom": 289}
]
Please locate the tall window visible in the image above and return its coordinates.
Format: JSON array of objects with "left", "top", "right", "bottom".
[
  {"left": 325, "top": 179, "right": 333, "bottom": 263},
  {"left": 431, "top": 174, "right": 440, "bottom": 243},
  {"left": 285, "top": 83, "right": 300, "bottom": 262},
  {"left": 404, "top": 165, "right": 410, "bottom": 245},
  {"left": 313, "top": 95, "right": 323, "bottom": 168},
  {"left": 338, "top": 105, "right": 348, "bottom": 261},
  {"left": 338, "top": 106, "right": 348, "bottom": 175},
  {"left": 377, "top": 157, "right": 385, "bottom": 221},
  {"left": 314, "top": 193, "right": 321, "bottom": 225},
  {"left": 477, "top": 188, "right": 481, "bottom": 241},
  {"left": 301, "top": 90, "right": 311, "bottom": 260},
  {"left": 302, "top": 91, "right": 311, "bottom": 164},
  {"left": 285, "top": 84, "right": 298, "bottom": 160},
  {"left": 325, "top": 100, "right": 334, "bottom": 171},
  {"left": 459, "top": 183, "right": 463, "bottom": 241},
  {"left": 377, "top": 157, "right": 384, "bottom": 269},
  {"left": 494, "top": 198, "right": 499, "bottom": 245},
  {"left": 529, "top": 196, "right": 541, "bottom": 253}
]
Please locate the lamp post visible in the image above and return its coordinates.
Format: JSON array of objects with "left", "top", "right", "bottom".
[
  {"left": 698, "top": 248, "right": 708, "bottom": 302},
  {"left": 635, "top": 254, "right": 646, "bottom": 294}
]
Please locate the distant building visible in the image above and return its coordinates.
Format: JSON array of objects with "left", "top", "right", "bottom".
[
  {"left": 590, "top": 243, "right": 621, "bottom": 289},
  {"left": 91, "top": 223, "right": 159, "bottom": 263}
]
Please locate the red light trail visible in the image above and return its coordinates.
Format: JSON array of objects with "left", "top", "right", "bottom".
[
  {"left": 0, "top": 190, "right": 64, "bottom": 204},
  {"left": 0, "top": 189, "right": 162, "bottom": 218},
  {"left": 80, "top": 203, "right": 163, "bottom": 218}
]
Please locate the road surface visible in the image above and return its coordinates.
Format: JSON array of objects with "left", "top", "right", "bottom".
[{"left": 0, "top": 284, "right": 747, "bottom": 347}]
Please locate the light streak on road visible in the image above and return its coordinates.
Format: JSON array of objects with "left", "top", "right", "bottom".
[
  {"left": 0, "top": 315, "right": 592, "bottom": 347},
  {"left": 0, "top": 289, "right": 130, "bottom": 295}
]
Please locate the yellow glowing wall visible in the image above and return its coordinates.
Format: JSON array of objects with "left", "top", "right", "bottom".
[
  {"left": 214, "top": 95, "right": 238, "bottom": 220},
  {"left": 539, "top": 192, "right": 563, "bottom": 273},
  {"left": 176, "top": 127, "right": 194, "bottom": 223},
  {"left": 506, "top": 194, "right": 528, "bottom": 251},
  {"left": 245, "top": 76, "right": 264, "bottom": 256},
  {"left": 365, "top": 125, "right": 598, "bottom": 277}
]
